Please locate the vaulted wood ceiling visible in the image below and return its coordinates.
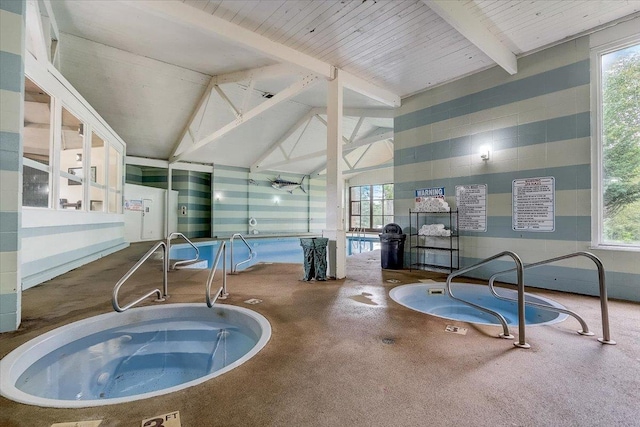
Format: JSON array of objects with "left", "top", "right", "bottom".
[{"left": 39, "top": 0, "right": 639, "bottom": 176}]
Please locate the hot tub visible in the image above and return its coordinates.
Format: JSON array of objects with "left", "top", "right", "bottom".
[
  {"left": 390, "top": 283, "right": 569, "bottom": 326},
  {"left": 0, "top": 304, "right": 271, "bottom": 408}
]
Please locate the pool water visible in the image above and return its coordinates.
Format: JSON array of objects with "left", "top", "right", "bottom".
[
  {"left": 0, "top": 304, "right": 271, "bottom": 408},
  {"left": 16, "top": 321, "right": 253, "bottom": 400},
  {"left": 390, "top": 283, "right": 568, "bottom": 326},
  {"left": 171, "top": 236, "right": 382, "bottom": 269}
]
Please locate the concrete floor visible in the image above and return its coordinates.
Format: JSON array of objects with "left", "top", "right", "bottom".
[{"left": 1, "top": 242, "right": 639, "bottom": 427}]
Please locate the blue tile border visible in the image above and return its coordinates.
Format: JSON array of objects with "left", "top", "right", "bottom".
[
  {"left": 0, "top": 51, "right": 23, "bottom": 93},
  {"left": 0, "top": 0, "right": 25, "bottom": 15}
]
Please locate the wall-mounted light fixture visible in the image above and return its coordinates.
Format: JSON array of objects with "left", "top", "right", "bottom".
[
  {"left": 215, "top": 192, "right": 222, "bottom": 201},
  {"left": 76, "top": 153, "right": 82, "bottom": 162},
  {"left": 273, "top": 196, "right": 280, "bottom": 205},
  {"left": 479, "top": 146, "right": 490, "bottom": 161}
]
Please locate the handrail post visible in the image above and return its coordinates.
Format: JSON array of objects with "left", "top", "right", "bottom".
[
  {"left": 206, "top": 241, "right": 228, "bottom": 306},
  {"left": 112, "top": 241, "right": 167, "bottom": 312},
  {"left": 513, "top": 254, "right": 530, "bottom": 348},
  {"left": 167, "top": 232, "right": 200, "bottom": 271},
  {"left": 487, "top": 251, "right": 615, "bottom": 345}
]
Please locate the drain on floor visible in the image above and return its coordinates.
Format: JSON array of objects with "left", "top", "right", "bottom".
[
  {"left": 382, "top": 337, "right": 395, "bottom": 345},
  {"left": 244, "top": 298, "right": 263, "bottom": 305},
  {"left": 445, "top": 325, "right": 468, "bottom": 335},
  {"left": 386, "top": 279, "right": 401, "bottom": 283}
]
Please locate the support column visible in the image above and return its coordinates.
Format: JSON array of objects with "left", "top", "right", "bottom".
[
  {"left": 0, "top": 0, "right": 25, "bottom": 332},
  {"left": 325, "top": 69, "right": 346, "bottom": 279}
]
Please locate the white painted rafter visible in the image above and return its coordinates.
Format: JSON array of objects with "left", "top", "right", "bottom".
[
  {"left": 26, "top": 0, "right": 49, "bottom": 63},
  {"left": 41, "top": 0, "right": 59, "bottom": 40},
  {"left": 214, "top": 63, "right": 300, "bottom": 85},
  {"left": 171, "top": 74, "right": 320, "bottom": 163},
  {"left": 250, "top": 110, "right": 315, "bottom": 173},
  {"left": 423, "top": 0, "right": 517, "bottom": 75},
  {"left": 121, "top": 0, "right": 400, "bottom": 106},
  {"left": 170, "top": 77, "right": 216, "bottom": 159},
  {"left": 214, "top": 85, "right": 241, "bottom": 118},
  {"left": 344, "top": 128, "right": 393, "bottom": 153}
]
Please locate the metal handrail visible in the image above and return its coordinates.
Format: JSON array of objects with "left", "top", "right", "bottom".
[
  {"left": 446, "top": 251, "right": 529, "bottom": 348},
  {"left": 487, "top": 252, "right": 615, "bottom": 345},
  {"left": 230, "top": 233, "right": 256, "bottom": 273},
  {"left": 206, "top": 241, "right": 228, "bottom": 307},
  {"left": 167, "top": 232, "right": 200, "bottom": 270},
  {"left": 112, "top": 241, "right": 168, "bottom": 312}
]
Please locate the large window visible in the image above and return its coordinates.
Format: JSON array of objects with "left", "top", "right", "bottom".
[
  {"left": 22, "top": 76, "right": 125, "bottom": 214},
  {"left": 349, "top": 184, "right": 394, "bottom": 231},
  {"left": 595, "top": 40, "right": 640, "bottom": 248}
]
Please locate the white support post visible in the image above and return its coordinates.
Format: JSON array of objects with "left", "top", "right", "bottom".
[
  {"left": 325, "top": 70, "right": 346, "bottom": 279},
  {"left": 214, "top": 85, "right": 241, "bottom": 118}
]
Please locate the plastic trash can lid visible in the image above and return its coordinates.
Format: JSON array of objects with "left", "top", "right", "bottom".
[{"left": 383, "top": 223, "right": 403, "bottom": 234}]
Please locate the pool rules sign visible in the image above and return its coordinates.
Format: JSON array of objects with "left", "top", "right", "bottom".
[{"left": 512, "top": 177, "right": 555, "bottom": 232}]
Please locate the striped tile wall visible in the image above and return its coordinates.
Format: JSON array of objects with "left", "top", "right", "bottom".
[
  {"left": 173, "top": 170, "right": 211, "bottom": 238},
  {"left": 0, "top": 0, "right": 24, "bottom": 332},
  {"left": 394, "top": 37, "right": 639, "bottom": 302},
  {"left": 212, "top": 165, "right": 325, "bottom": 237}
]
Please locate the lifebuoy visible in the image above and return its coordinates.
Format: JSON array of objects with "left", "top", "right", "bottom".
[{"left": 249, "top": 217, "right": 257, "bottom": 227}]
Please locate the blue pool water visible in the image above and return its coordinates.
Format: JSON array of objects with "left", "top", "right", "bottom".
[
  {"left": 171, "top": 236, "right": 381, "bottom": 269},
  {"left": 390, "top": 283, "right": 568, "bottom": 326},
  {"left": 0, "top": 304, "right": 271, "bottom": 408}
]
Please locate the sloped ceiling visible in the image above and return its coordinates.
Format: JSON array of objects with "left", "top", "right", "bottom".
[{"left": 46, "top": 0, "right": 640, "bottom": 176}]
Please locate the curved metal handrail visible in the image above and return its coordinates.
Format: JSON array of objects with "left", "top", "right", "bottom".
[
  {"left": 206, "top": 241, "right": 228, "bottom": 307},
  {"left": 487, "top": 252, "right": 615, "bottom": 345},
  {"left": 230, "top": 233, "right": 256, "bottom": 273},
  {"left": 112, "top": 241, "right": 168, "bottom": 312},
  {"left": 167, "top": 232, "right": 200, "bottom": 270},
  {"left": 446, "top": 251, "right": 529, "bottom": 348}
]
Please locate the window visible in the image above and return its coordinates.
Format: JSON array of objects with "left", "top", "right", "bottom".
[
  {"left": 22, "top": 74, "right": 126, "bottom": 214},
  {"left": 58, "top": 107, "right": 85, "bottom": 209},
  {"left": 22, "top": 78, "right": 52, "bottom": 208},
  {"left": 594, "top": 40, "right": 640, "bottom": 248},
  {"left": 349, "top": 184, "right": 394, "bottom": 231}
]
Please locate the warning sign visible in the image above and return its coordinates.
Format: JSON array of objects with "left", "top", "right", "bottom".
[{"left": 512, "top": 177, "right": 555, "bottom": 232}]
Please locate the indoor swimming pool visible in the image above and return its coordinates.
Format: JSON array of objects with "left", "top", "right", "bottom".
[{"left": 170, "top": 235, "right": 381, "bottom": 270}]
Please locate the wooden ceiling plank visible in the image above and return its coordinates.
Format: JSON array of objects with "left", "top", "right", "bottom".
[{"left": 423, "top": 0, "right": 517, "bottom": 75}]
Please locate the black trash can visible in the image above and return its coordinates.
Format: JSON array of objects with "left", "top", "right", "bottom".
[
  {"left": 300, "top": 237, "right": 328, "bottom": 281},
  {"left": 379, "top": 223, "right": 406, "bottom": 270}
]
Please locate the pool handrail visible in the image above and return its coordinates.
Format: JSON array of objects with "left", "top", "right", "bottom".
[
  {"left": 167, "top": 232, "right": 200, "bottom": 270},
  {"left": 230, "top": 233, "right": 256, "bottom": 273},
  {"left": 112, "top": 241, "right": 168, "bottom": 312},
  {"left": 446, "top": 251, "right": 529, "bottom": 347},
  {"left": 487, "top": 251, "right": 615, "bottom": 345},
  {"left": 206, "top": 240, "right": 228, "bottom": 307}
]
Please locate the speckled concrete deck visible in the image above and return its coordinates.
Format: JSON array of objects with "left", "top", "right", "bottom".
[{"left": 1, "top": 242, "right": 639, "bottom": 427}]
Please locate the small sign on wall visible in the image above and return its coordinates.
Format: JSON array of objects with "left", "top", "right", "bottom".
[
  {"left": 512, "top": 177, "right": 555, "bottom": 232},
  {"left": 124, "top": 199, "right": 143, "bottom": 211},
  {"left": 456, "top": 184, "right": 487, "bottom": 232}
]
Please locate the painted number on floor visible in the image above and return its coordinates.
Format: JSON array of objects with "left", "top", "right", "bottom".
[{"left": 141, "top": 411, "right": 181, "bottom": 427}]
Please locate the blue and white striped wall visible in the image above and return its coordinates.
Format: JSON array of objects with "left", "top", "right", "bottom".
[
  {"left": 173, "top": 170, "right": 211, "bottom": 238},
  {"left": 0, "top": 0, "right": 24, "bottom": 332},
  {"left": 394, "top": 37, "right": 639, "bottom": 302},
  {"left": 212, "top": 165, "right": 326, "bottom": 237}
]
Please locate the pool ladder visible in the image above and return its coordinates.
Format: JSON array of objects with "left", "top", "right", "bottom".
[
  {"left": 167, "top": 232, "right": 200, "bottom": 270},
  {"left": 229, "top": 233, "right": 256, "bottom": 274},
  {"left": 112, "top": 238, "right": 229, "bottom": 312},
  {"left": 446, "top": 251, "right": 615, "bottom": 348}
]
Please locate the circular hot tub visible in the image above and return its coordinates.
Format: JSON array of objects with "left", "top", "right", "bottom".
[
  {"left": 390, "top": 283, "right": 568, "bottom": 326},
  {"left": 0, "top": 304, "right": 271, "bottom": 408}
]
